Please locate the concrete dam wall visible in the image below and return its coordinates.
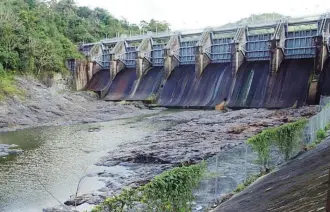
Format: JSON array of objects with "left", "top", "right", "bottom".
[
  {"left": 78, "top": 14, "right": 330, "bottom": 108},
  {"left": 228, "top": 59, "right": 313, "bottom": 108},
  {"left": 158, "top": 64, "right": 233, "bottom": 107}
]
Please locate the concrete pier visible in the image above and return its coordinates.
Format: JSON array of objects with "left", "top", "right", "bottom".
[
  {"left": 195, "top": 31, "right": 211, "bottom": 76},
  {"left": 164, "top": 34, "right": 180, "bottom": 79}
]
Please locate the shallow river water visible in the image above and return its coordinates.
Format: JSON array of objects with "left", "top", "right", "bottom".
[{"left": 0, "top": 115, "right": 167, "bottom": 212}]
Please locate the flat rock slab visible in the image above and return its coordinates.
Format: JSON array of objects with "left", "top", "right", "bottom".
[{"left": 0, "top": 144, "right": 23, "bottom": 157}]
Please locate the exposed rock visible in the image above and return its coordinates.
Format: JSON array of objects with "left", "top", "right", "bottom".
[
  {"left": 0, "top": 122, "right": 9, "bottom": 128},
  {"left": 64, "top": 193, "right": 103, "bottom": 206},
  {"left": 42, "top": 205, "right": 76, "bottom": 212},
  {"left": 0, "top": 77, "right": 163, "bottom": 132},
  {"left": 0, "top": 144, "right": 23, "bottom": 157}
]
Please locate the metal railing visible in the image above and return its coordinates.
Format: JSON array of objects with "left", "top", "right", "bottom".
[
  {"left": 305, "top": 96, "right": 330, "bottom": 143},
  {"left": 82, "top": 13, "right": 330, "bottom": 47}
]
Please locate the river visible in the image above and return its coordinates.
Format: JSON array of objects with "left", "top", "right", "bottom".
[{"left": 0, "top": 115, "right": 168, "bottom": 212}]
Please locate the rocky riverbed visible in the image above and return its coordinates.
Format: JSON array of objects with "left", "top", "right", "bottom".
[
  {"left": 0, "top": 77, "right": 161, "bottom": 133},
  {"left": 45, "top": 106, "right": 318, "bottom": 211},
  {"left": 0, "top": 144, "right": 23, "bottom": 157},
  {"left": 0, "top": 77, "right": 321, "bottom": 211}
]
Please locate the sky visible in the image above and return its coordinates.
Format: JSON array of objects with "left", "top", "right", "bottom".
[{"left": 76, "top": 0, "right": 330, "bottom": 30}]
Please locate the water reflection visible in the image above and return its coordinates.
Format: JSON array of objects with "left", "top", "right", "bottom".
[{"left": 0, "top": 117, "right": 164, "bottom": 212}]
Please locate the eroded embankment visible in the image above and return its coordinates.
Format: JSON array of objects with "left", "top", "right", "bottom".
[
  {"left": 53, "top": 106, "right": 318, "bottom": 211},
  {"left": 0, "top": 77, "right": 159, "bottom": 132},
  {"left": 214, "top": 138, "right": 330, "bottom": 212}
]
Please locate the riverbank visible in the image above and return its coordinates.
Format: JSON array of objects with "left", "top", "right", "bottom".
[
  {"left": 46, "top": 106, "right": 318, "bottom": 211},
  {"left": 0, "top": 76, "right": 321, "bottom": 211},
  {"left": 0, "top": 76, "right": 161, "bottom": 133}
]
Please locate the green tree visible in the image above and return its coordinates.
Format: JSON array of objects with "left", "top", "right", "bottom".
[{"left": 140, "top": 19, "right": 170, "bottom": 32}]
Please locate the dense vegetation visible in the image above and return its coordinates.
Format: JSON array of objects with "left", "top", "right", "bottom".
[
  {"left": 247, "top": 119, "right": 307, "bottom": 169},
  {"left": 0, "top": 0, "right": 170, "bottom": 76},
  {"left": 92, "top": 162, "right": 206, "bottom": 212}
]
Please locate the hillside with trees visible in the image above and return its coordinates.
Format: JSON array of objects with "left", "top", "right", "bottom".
[
  {"left": 221, "top": 13, "right": 287, "bottom": 28},
  {"left": 0, "top": 0, "right": 170, "bottom": 76}
]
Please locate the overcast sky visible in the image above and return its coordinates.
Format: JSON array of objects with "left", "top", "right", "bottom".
[{"left": 76, "top": 0, "right": 330, "bottom": 30}]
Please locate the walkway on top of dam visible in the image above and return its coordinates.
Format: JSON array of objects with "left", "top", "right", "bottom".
[{"left": 74, "top": 13, "right": 330, "bottom": 109}]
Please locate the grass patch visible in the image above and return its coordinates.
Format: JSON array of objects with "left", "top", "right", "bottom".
[
  {"left": 316, "top": 129, "right": 327, "bottom": 140},
  {"left": 325, "top": 123, "right": 330, "bottom": 131},
  {"left": 215, "top": 172, "right": 266, "bottom": 208},
  {"left": 0, "top": 72, "right": 24, "bottom": 101},
  {"left": 307, "top": 129, "right": 328, "bottom": 149},
  {"left": 233, "top": 173, "right": 263, "bottom": 194},
  {"left": 247, "top": 119, "right": 307, "bottom": 169}
]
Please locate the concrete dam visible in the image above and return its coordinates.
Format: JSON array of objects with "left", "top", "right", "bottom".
[{"left": 73, "top": 14, "right": 330, "bottom": 109}]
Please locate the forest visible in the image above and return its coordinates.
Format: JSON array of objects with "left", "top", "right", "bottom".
[{"left": 0, "top": 0, "right": 170, "bottom": 76}]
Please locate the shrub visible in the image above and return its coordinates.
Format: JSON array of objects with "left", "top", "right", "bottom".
[
  {"left": 316, "top": 129, "right": 326, "bottom": 140},
  {"left": 247, "top": 119, "right": 307, "bottom": 168},
  {"left": 0, "top": 71, "right": 24, "bottom": 100},
  {"left": 92, "top": 162, "right": 207, "bottom": 212}
]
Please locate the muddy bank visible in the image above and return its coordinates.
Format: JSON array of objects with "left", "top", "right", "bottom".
[
  {"left": 214, "top": 138, "right": 330, "bottom": 212},
  {"left": 48, "top": 106, "right": 318, "bottom": 211},
  {"left": 0, "top": 77, "right": 161, "bottom": 133}
]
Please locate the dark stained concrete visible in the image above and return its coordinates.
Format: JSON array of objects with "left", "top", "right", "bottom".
[{"left": 215, "top": 138, "right": 330, "bottom": 212}]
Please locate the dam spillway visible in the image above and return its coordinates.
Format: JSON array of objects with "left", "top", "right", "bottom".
[
  {"left": 228, "top": 59, "right": 313, "bottom": 108},
  {"left": 158, "top": 64, "right": 233, "bottom": 107},
  {"left": 78, "top": 13, "right": 330, "bottom": 108},
  {"left": 104, "top": 68, "right": 137, "bottom": 101}
]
